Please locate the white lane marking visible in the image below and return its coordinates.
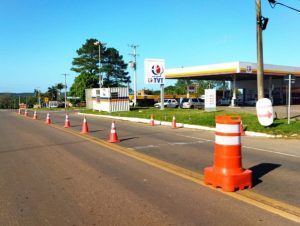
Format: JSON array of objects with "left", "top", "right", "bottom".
[
  {"left": 176, "top": 134, "right": 213, "bottom": 142},
  {"left": 134, "top": 145, "right": 159, "bottom": 150},
  {"left": 176, "top": 134, "right": 300, "bottom": 158},
  {"left": 243, "top": 145, "right": 300, "bottom": 158},
  {"left": 130, "top": 140, "right": 204, "bottom": 150},
  {"left": 168, "top": 141, "right": 204, "bottom": 145}
]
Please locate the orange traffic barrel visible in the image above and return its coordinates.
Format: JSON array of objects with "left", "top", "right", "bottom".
[{"left": 204, "top": 116, "right": 252, "bottom": 192}]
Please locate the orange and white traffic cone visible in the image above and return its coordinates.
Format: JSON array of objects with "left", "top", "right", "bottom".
[
  {"left": 204, "top": 116, "right": 252, "bottom": 192},
  {"left": 172, "top": 115, "right": 177, "bottom": 129},
  {"left": 81, "top": 116, "right": 89, "bottom": 134},
  {"left": 32, "top": 111, "right": 37, "bottom": 120},
  {"left": 108, "top": 121, "right": 119, "bottom": 143},
  {"left": 24, "top": 109, "right": 28, "bottom": 117},
  {"left": 150, "top": 114, "right": 155, "bottom": 126},
  {"left": 45, "top": 113, "right": 51, "bottom": 124},
  {"left": 64, "top": 114, "right": 71, "bottom": 128},
  {"left": 240, "top": 120, "right": 245, "bottom": 136}
]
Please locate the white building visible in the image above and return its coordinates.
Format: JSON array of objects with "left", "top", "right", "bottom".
[{"left": 85, "top": 87, "right": 129, "bottom": 112}]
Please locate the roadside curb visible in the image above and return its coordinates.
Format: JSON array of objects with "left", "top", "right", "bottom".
[{"left": 78, "top": 113, "right": 275, "bottom": 138}]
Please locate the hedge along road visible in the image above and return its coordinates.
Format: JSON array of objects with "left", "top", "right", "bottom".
[{"left": 6, "top": 109, "right": 300, "bottom": 224}]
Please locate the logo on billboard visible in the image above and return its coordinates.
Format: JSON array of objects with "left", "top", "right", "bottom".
[
  {"left": 144, "top": 59, "right": 165, "bottom": 84},
  {"left": 151, "top": 65, "right": 164, "bottom": 76},
  {"left": 246, "top": 65, "right": 252, "bottom": 73}
]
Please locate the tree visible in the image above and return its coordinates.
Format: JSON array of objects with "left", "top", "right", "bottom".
[
  {"left": 102, "top": 47, "right": 130, "bottom": 87},
  {"left": 69, "top": 73, "right": 98, "bottom": 101},
  {"left": 46, "top": 86, "right": 58, "bottom": 100},
  {"left": 70, "top": 38, "right": 130, "bottom": 100},
  {"left": 33, "top": 89, "right": 39, "bottom": 98},
  {"left": 0, "top": 94, "right": 13, "bottom": 109},
  {"left": 56, "top": 83, "right": 64, "bottom": 101},
  {"left": 173, "top": 80, "right": 192, "bottom": 95},
  {"left": 71, "top": 38, "right": 99, "bottom": 87}
]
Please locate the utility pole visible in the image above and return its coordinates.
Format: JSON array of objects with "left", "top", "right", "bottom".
[
  {"left": 129, "top": 44, "right": 139, "bottom": 106},
  {"left": 94, "top": 41, "right": 106, "bottom": 88},
  {"left": 38, "top": 90, "right": 41, "bottom": 108},
  {"left": 62, "top": 73, "right": 69, "bottom": 108},
  {"left": 36, "top": 87, "right": 41, "bottom": 108},
  {"left": 256, "top": 0, "right": 264, "bottom": 100}
]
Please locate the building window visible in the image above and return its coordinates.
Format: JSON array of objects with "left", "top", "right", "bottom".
[{"left": 111, "top": 92, "right": 119, "bottom": 99}]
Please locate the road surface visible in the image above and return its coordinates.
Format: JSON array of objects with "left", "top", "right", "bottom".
[{"left": 0, "top": 110, "right": 299, "bottom": 225}]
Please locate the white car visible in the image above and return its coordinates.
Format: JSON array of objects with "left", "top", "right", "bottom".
[
  {"left": 180, "top": 98, "right": 204, "bottom": 109},
  {"left": 154, "top": 99, "right": 178, "bottom": 108}
]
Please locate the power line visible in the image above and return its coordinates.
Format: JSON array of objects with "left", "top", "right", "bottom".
[{"left": 268, "top": 0, "right": 300, "bottom": 12}]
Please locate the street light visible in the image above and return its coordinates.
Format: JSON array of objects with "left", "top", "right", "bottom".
[
  {"left": 62, "top": 73, "right": 69, "bottom": 108},
  {"left": 268, "top": 0, "right": 300, "bottom": 13},
  {"left": 36, "top": 88, "right": 41, "bottom": 108},
  {"left": 129, "top": 44, "right": 139, "bottom": 106},
  {"left": 94, "top": 41, "right": 106, "bottom": 88},
  {"left": 256, "top": 0, "right": 266, "bottom": 100}
]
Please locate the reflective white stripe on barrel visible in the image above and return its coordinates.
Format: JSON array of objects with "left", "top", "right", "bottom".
[
  {"left": 215, "top": 135, "right": 241, "bottom": 145},
  {"left": 216, "top": 123, "right": 240, "bottom": 134}
]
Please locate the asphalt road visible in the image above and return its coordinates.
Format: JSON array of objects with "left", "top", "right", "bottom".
[{"left": 0, "top": 109, "right": 299, "bottom": 225}]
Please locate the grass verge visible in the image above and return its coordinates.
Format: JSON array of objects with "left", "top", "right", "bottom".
[{"left": 81, "top": 107, "right": 300, "bottom": 137}]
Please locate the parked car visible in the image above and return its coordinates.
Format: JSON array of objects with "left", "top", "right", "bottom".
[
  {"left": 217, "top": 98, "right": 231, "bottom": 106},
  {"left": 180, "top": 98, "right": 204, "bottom": 109},
  {"left": 236, "top": 99, "right": 244, "bottom": 106},
  {"left": 154, "top": 99, "right": 178, "bottom": 108},
  {"left": 245, "top": 99, "right": 257, "bottom": 106},
  {"left": 48, "top": 101, "right": 59, "bottom": 108}
]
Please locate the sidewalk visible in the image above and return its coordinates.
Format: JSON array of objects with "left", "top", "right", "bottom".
[{"left": 78, "top": 112, "right": 277, "bottom": 138}]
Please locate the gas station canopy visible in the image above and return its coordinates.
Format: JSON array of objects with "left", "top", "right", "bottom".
[{"left": 165, "top": 61, "right": 300, "bottom": 81}]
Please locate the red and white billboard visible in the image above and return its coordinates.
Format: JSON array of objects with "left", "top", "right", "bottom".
[{"left": 144, "top": 59, "right": 165, "bottom": 84}]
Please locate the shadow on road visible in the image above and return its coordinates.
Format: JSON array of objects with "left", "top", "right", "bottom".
[
  {"left": 70, "top": 124, "right": 82, "bottom": 128},
  {"left": 249, "top": 163, "right": 281, "bottom": 186},
  {"left": 89, "top": 129, "right": 104, "bottom": 133},
  {"left": 120, "top": 137, "right": 139, "bottom": 142}
]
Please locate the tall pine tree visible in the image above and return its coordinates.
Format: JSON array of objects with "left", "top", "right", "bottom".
[{"left": 70, "top": 38, "right": 130, "bottom": 100}]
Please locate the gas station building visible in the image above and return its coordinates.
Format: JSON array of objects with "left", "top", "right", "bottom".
[{"left": 165, "top": 61, "right": 300, "bottom": 105}]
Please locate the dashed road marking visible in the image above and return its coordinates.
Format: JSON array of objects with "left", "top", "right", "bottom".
[
  {"left": 19, "top": 115, "right": 300, "bottom": 223},
  {"left": 176, "top": 134, "right": 300, "bottom": 158},
  {"left": 53, "top": 124, "right": 300, "bottom": 223}
]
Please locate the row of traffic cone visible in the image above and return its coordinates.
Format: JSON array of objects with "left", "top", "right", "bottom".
[
  {"left": 150, "top": 114, "right": 246, "bottom": 134},
  {"left": 150, "top": 114, "right": 178, "bottom": 129},
  {"left": 39, "top": 111, "right": 118, "bottom": 143}
]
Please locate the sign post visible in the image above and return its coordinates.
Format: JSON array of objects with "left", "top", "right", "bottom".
[
  {"left": 284, "top": 74, "right": 295, "bottom": 124},
  {"left": 144, "top": 59, "right": 165, "bottom": 110},
  {"left": 204, "top": 89, "right": 216, "bottom": 112}
]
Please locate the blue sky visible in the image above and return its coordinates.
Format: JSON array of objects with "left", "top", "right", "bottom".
[{"left": 1, "top": 0, "right": 300, "bottom": 93}]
